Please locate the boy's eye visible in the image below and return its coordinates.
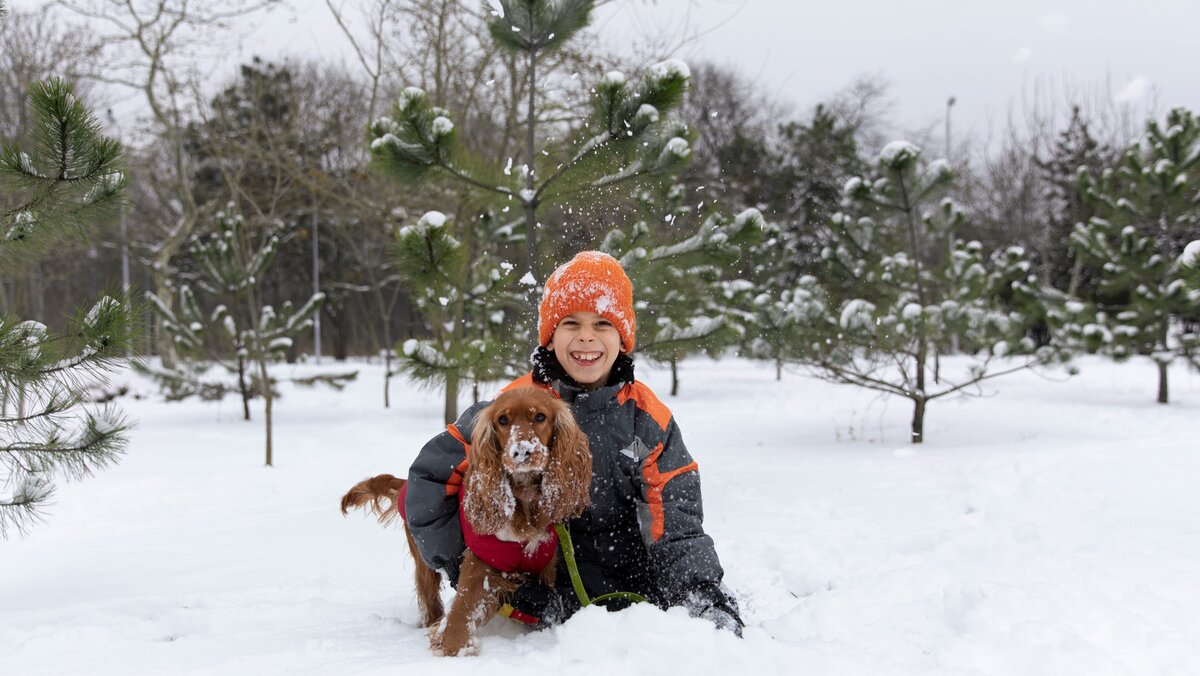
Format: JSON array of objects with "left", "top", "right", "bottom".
[{"left": 497, "top": 415, "right": 509, "bottom": 426}]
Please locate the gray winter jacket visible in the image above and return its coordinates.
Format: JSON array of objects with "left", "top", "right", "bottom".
[{"left": 404, "top": 365, "right": 727, "bottom": 614}]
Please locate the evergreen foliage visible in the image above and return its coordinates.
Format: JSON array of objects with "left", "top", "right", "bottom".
[
  {"left": 1035, "top": 107, "right": 1113, "bottom": 295},
  {"left": 366, "top": 1, "right": 701, "bottom": 421},
  {"left": 1183, "top": 240, "right": 1200, "bottom": 292},
  {"left": 764, "top": 105, "right": 866, "bottom": 287},
  {"left": 742, "top": 104, "right": 866, "bottom": 376},
  {"left": 600, "top": 183, "right": 765, "bottom": 394},
  {"left": 754, "top": 142, "right": 1066, "bottom": 443},
  {"left": 0, "top": 61, "right": 133, "bottom": 536},
  {"left": 1072, "top": 108, "right": 1200, "bottom": 403},
  {"left": 1, "top": 79, "right": 125, "bottom": 269},
  {"left": 391, "top": 209, "right": 525, "bottom": 396}
]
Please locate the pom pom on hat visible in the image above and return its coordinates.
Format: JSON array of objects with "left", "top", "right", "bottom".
[{"left": 539, "top": 251, "right": 636, "bottom": 352}]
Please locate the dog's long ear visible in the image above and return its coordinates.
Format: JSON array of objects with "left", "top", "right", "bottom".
[
  {"left": 462, "top": 402, "right": 510, "bottom": 534},
  {"left": 543, "top": 401, "right": 592, "bottom": 522}
]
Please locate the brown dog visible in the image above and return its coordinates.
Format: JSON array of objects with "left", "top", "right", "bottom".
[{"left": 341, "top": 387, "right": 591, "bottom": 656}]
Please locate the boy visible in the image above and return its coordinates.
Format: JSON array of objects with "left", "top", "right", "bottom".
[{"left": 404, "top": 251, "right": 742, "bottom": 634}]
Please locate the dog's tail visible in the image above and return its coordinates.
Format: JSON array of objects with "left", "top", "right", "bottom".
[{"left": 340, "top": 473, "right": 406, "bottom": 526}]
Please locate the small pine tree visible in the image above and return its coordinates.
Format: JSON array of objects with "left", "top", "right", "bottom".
[
  {"left": 391, "top": 210, "right": 526, "bottom": 420},
  {"left": 0, "top": 73, "right": 133, "bottom": 536},
  {"left": 1073, "top": 108, "right": 1200, "bottom": 403},
  {"left": 145, "top": 210, "right": 325, "bottom": 465},
  {"left": 764, "top": 104, "right": 866, "bottom": 287},
  {"left": 760, "top": 142, "right": 1065, "bottom": 443},
  {"left": 1183, "top": 240, "right": 1200, "bottom": 292},
  {"left": 1035, "top": 107, "right": 1113, "bottom": 295},
  {"left": 600, "top": 182, "right": 764, "bottom": 395},
  {"left": 744, "top": 104, "right": 865, "bottom": 379},
  {"left": 369, "top": 1, "right": 693, "bottom": 421}
]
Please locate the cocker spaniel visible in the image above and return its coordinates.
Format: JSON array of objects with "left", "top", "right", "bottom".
[{"left": 341, "top": 386, "right": 591, "bottom": 656}]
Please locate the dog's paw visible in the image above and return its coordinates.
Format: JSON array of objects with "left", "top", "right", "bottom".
[
  {"left": 429, "top": 625, "right": 479, "bottom": 657},
  {"left": 431, "top": 635, "right": 479, "bottom": 657},
  {"left": 428, "top": 628, "right": 446, "bottom": 656}
]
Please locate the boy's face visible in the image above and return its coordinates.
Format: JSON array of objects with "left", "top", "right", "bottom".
[{"left": 547, "top": 311, "right": 622, "bottom": 390}]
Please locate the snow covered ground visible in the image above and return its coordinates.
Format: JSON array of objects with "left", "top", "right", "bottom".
[{"left": 2, "top": 355, "right": 1199, "bottom": 675}]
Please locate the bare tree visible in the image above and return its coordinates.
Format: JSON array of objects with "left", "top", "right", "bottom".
[{"left": 55, "top": 0, "right": 283, "bottom": 366}]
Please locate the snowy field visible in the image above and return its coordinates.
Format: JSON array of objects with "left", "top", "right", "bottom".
[{"left": 2, "top": 355, "right": 1199, "bottom": 675}]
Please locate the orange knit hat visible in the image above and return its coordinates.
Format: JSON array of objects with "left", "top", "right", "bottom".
[{"left": 539, "top": 251, "right": 636, "bottom": 352}]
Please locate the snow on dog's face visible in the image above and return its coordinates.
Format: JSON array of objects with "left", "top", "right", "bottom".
[
  {"left": 488, "top": 391, "right": 555, "bottom": 476},
  {"left": 464, "top": 387, "right": 592, "bottom": 534}
]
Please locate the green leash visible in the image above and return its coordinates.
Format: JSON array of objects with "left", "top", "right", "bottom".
[{"left": 554, "top": 523, "right": 647, "bottom": 606}]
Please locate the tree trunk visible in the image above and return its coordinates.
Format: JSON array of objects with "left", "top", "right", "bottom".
[
  {"left": 259, "top": 359, "right": 274, "bottom": 467},
  {"left": 775, "top": 357, "right": 782, "bottom": 381},
  {"left": 377, "top": 286, "right": 394, "bottom": 409},
  {"left": 1157, "top": 360, "right": 1169, "bottom": 404},
  {"left": 151, "top": 266, "right": 179, "bottom": 369},
  {"left": 237, "top": 355, "right": 251, "bottom": 421},
  {"left": 524, "top": 45, "right": 541, "bottom": 342},
  {"left": 1156, "top": 313, "right": 1171, "bottom": 404},
  {"left": 331, "top": 306, "right": 349, "bottom": 361},
  {"left": 1067, "top": 254, "right": 1083, "bottom": 297},
  {"left": 670, "top": 358, "right": 679, "bottom": 397},
  {"left": 443, "top": 374, "right": 459, "bottom": 425},
  {"left": 910, "top": 396, "right": 926, "bottom": 444},
  {"left": 384, "top": 360, "right": 392, "bottom": 409},
  {"left": 26, "top": 263, "right": 44, "bottom": 322}
]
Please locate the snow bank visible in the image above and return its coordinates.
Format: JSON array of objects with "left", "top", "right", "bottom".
[{"left": 2, "top": 356, "right": 1198, "bottom": 675}]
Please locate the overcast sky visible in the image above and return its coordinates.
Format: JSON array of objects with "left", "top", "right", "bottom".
[
  {"left": 591, "top": 0, "right": 1198, "bottom": 135},
  {"left": 263, "top": 0, "right": 1200, "bottom": 142},
  {"left": 16, "top": 0, "right": 1200, "bottom": 146}
]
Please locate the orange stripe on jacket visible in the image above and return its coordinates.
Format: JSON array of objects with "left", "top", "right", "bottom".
[
  {"left": 642, "top": 442, "right": 699, "bottom": 542},
  {"left": 445, "top": 423, "right": 471, "bottom": 497},
  {"left": 617, "top": 381, "right": 672, "bottom": 431}
]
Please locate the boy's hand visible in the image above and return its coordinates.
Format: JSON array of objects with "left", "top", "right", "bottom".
[{"left": 685, "top": 582, "right": 744, "bottom": 637}]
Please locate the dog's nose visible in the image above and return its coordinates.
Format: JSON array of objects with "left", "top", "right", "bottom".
[{"left": 508, "top": 437, "right": 540, "bottom": 463}]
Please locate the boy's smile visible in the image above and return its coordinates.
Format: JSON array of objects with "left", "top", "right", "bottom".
[{"left": 548, "top": 311, "right": 622, "bottom": 390}]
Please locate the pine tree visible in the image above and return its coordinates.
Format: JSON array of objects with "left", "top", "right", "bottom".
[
  {"left": 759, "top": 142, "right": 1065, "bottom": 443},
  {"left": 600, "top": 182, "right": 764, "bottom": 395},
  {"left": 1035, "top": 107, "right": 1112, "bottom": 295},
  {"left": 1073, "top": 108, "right": 1200, "bottom": 403},
  {"left": 764, "top": 104, "right": 866, "bottom": 287},
  {"left": 1183, "top": 240, "right": 1200, "bottom": 292},
  {"left": 744, "top": 104, "right": 865, "bottom": 378},
  {"left": 368, "top": 0, "right": 693, "bottom": 422},
  {"left": 0, "top": 70, "right": 133, "bottom": 536},
  {"left": 391, "top": 209, "right": 526, "bottom": 418},
  {"left": 144, "top": 210, "right": 325, "bottom": 465}
]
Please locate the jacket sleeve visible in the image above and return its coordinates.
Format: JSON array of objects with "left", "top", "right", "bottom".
[
  {"left": 404, "top": 401, "right": 487, "bottom": 583},
  {"left": 637, "top": 416, "right": 727, "bottom": 602}
]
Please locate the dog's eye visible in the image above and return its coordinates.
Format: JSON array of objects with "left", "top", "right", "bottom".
[
  {"left": 497, "top": 415, "right": 509, "bottom": 426},
  {"left": 534, "top": 412, "right": 546, "bottom": 422}
]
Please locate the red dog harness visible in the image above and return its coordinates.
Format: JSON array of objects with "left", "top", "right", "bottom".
[{"left": 396, "top": 482, "right": 557, "bottom": 574}]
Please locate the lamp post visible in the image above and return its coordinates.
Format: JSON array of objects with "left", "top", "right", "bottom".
[
  {"left": 945, "top": 96, "right": 956, "bottom": 163},
  {"left": 311, "top": 186, "right": 322, "bottom": 364},
  {"left": 107, "top": 109, "right": 132, "bottom": 356}
]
